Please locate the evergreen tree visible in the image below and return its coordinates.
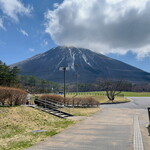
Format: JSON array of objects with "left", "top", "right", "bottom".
[{"left": 0, "top": 61, "right": 19, "bottom": 87}]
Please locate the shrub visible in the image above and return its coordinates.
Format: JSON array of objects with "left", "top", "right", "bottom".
[
  {"left": 0, "top": 86, "right": 27, "bottom": 106},
  {"left": 40, "top": 95, "right": 64, "bottom": 104},
  {"left": 39, "top": 94, "right": 99, "bottom": 107},
  {"left": 72, "top": 97, "right": 99, "bottom": 107}
]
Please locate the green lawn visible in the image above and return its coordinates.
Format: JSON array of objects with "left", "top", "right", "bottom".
[
  {"left": 122, "top": 92, "right": 150, "bottom": 97},
  {"left": 67, "top": 91, "right": 150, "bottom": 97},
  {"left": 66, "top": 93, "right": 129, "bottom": 103},
  {"left": 67, "top": 91, "right": 150, "bottom": 103}
]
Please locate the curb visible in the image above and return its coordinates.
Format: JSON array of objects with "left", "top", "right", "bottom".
[{"left": 100, "top": 101, "right": 130, "bottom": 105}]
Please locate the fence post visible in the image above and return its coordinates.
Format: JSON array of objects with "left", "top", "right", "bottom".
[
  {"left": 148, "top": 107, "right": 150, "bottom": 124},
  {"left": 45, "top": 99, "right": 46, "bottom": 108}
]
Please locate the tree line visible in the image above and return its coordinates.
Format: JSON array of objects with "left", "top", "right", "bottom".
[
  {"left": 0, "top": 61, "right": 20, "bottom": 87},
  {"left": 0, "top": 60, "right": 150, "bottom": 95},
  {"left": 66, "top": 78, "right": 150, "bottom": 93},
  {"left": 0, "top": 60, "right": 60, "bottom": 93},
  {"left": 19, "top": 75, "right": 60, "bottom": 93}
]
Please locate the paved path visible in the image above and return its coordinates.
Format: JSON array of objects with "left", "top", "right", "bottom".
[
  {"left": 102, "top": 97, "right": 150, "bottom": 109},
  {"left": 26, "top": 97, "right": 150, "bottom": 150}
]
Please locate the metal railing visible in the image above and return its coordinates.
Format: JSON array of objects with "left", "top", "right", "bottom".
[
  {"left": 34, "top": 98, "right": 73, "bottom": 117},
  {"left": 34, "top": 98, "right": 67, "bottom": 109}
]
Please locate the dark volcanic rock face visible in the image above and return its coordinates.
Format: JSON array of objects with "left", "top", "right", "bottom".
[{"left": 11, "top": 46, "right": 150, "bottom": 83}]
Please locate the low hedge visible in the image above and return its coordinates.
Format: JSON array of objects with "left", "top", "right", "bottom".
[
  {"left": 40, "top": 95, "right": 64, "bottom": 103},
  {"left": 0, "top": 86, "right": 27, "bottom": 106},
  {"left": 39, "top": 95, "right": 99, "bottom": 107},
  {"left": 72, "top": 97, "right": 99, "bottom": 107}
]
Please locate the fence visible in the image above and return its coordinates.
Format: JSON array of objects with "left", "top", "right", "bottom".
[{"left": 67, "top": 92, "right": 124, "bottom": 97}]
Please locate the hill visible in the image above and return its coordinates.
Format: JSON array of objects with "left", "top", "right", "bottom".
[
  {"left": 0, "top": 106, "right": 99, "bottom": 150},
  {"left": 11, "top": 46, "right": 150, "bottom": 83},
  {"left": 0, "top": 106, "right": 74, "bottom": 150}
]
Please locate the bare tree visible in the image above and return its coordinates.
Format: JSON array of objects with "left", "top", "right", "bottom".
[{"left": 102, "top": 78, "right": 127, "bottom": 102}]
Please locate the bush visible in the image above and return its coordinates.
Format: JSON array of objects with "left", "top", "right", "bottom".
[
  {"left": 40, "top": 95, "right": 64, "bottom": 104},
  {"left": 0, "top": 86, "right": 27, "bottom": 106},
  {"left": 39, "top": 95, "right": 99, "bottom": 107},
  {"left": 72, "top": 97, "right": 99, "bottom": 107}
]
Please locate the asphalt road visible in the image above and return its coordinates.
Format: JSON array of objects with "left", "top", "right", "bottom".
[{"left": 102, "top": 97, "right": 150, "bottom": 109}]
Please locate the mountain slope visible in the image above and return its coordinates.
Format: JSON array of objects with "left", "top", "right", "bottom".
[{"left": 11, "top": 46, "right": 150, "bottom": 83}]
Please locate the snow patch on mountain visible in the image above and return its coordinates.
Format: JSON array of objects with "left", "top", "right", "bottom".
[
  {"left": 10, "top": 46, "right": 150, "bottom": 83},
  {"left": 56, "top": 56, "right": 65, "bottom": 69},
  {"left": 68, "top": 48, "right": 75, "bottom": 71},
  {"left": 77, "top": 48, "right": 82, "bottom": 54},
  {"left": 82, "top": 54, "right": 93, "bottom": 68}
]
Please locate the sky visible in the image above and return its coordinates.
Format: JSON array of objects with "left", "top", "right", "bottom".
[{"left": 0, "top": 0, "right": 150, "bottom": 73}]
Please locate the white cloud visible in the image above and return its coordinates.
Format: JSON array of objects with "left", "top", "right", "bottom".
[
  {"left": 29, "top": 48, "right": 35, "bottom": 52},
  {"left": 45, "top": 0, "right": 150, "bottom": 59},
  {"left": 20, "top": 29, "right": 28, "bottom": 36},
  {"left": 0, "top": 0, "right": 32, "bottom": 22},
  {"left": 53, "top": 3, "right": 59, "bottom": 8},
  {"left": 0, "top": 18, "right": 6, "bottom": 30},
  {"left": 135, "top": 45, "right": 150, "bottom": 60},
  {"left": 41, "top": 39, "right": 48, "bottom": 47},
  {"left": 43, "top": 39, "right": 48, "bottom": 46}
]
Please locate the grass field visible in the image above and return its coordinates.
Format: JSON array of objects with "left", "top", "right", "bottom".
[
  {"left": 61, "top": 108, "right": 100, "bottom": 116},
  {"left": 0, "top": 106, "right": 99, "bottom": 150},
  {"left": 122, "top": 92, "right": 150, "bottom": 97},
  {"left": 67, "top": 91, "right": 150, "bottom": 103},
  {"left": 67, "top": 91, "right": 150, "bottom": 97},
  {"left": 0, "top": 106, "right": 74, "bottom": 150},
  {"left": 66, "top": 93, "right": 129, "bottom": 103},
  {"left": 33, "top": 91, "right": 150, "bottom": 104}
]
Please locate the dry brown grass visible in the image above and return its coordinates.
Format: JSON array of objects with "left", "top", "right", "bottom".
[
  {"left": 98, "top": 96, "right": 130, "bottom": 103},
  {"left": 0, "top": 106, "right": 74, "bottom": 150},
  {"left": 38, "top": 94, "right": 99, "bottom": 107},
  {"left": 61, "top": 107, "right": 100, "bottom": 116},
  {"left": 66, "top": 94, "right": 129, "bottom": 103},
  {"left": 0, "top": 105, "right": 100, "bottom": 150}
]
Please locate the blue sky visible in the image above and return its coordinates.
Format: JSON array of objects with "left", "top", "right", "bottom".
[
  {"left": 0, "top": 0, "right": 62, "bottom": 64},
  {"left": 0, "top": 0, "right": 150, "bottom": 73}
]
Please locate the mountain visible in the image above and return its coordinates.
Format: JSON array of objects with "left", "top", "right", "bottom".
[{"left": 11, "top": 46, "right": 150, "bottom": 83}]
